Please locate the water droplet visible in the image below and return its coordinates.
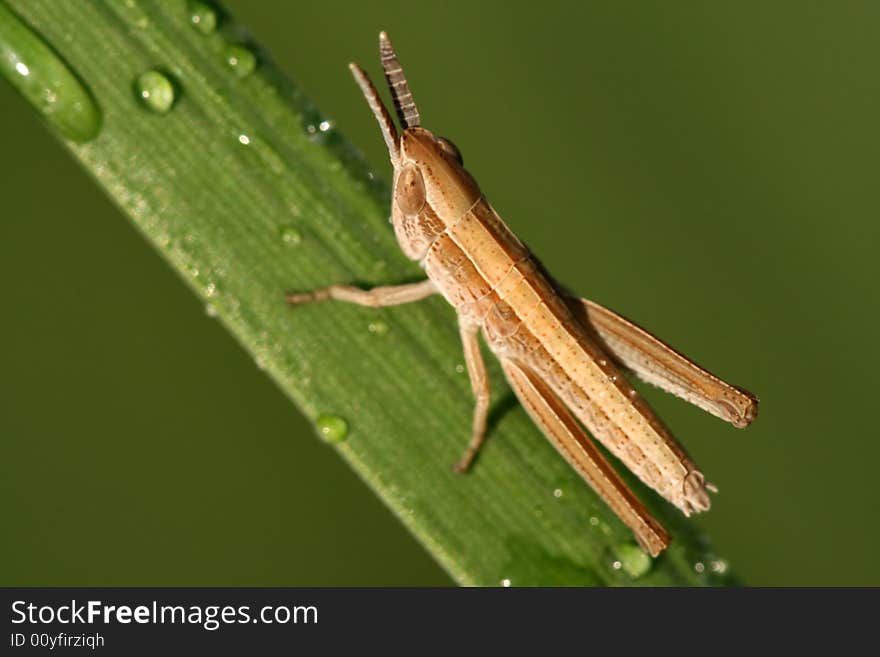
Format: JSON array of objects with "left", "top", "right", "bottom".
[
  {"left": 238, "top": 133, "right": 250, "bottom": 145},
  {"left": 501, "top": 579, "right": 511, "bottom": 587},
  {"left": 302, "top": 114, "right": 333, "bottom": 143},
  {"left": 0, "top": 3, "right": 101, "bottom": 142},
  {"left": 121, "top": 0, "right": 151, "bottom": 29},
  {"left": 589, "top": 516, "right": 599, "bottom": 527},
  {"left": 205, "top": 282, "right": 217, "bottom": 297},
  {"left": 613, "top": 543, "right": 652, "bottom": 578},
  {"left": 710, "top": 558, "right": 728, "bottom": 575},
  {"left": 188, "top": 1, "right": 217, "bottom": 34},
  {"left": 134, "top": 70, "right": 176, "bottom": 114},
  {"left": 278, "top": 224, "right": 303, "bottom": 246},
  {"left": 694, "top": 561, "right": 706, "bottom": 574},
  {"left": 553, "top": 488, "right": 563, "bottom": 499},
  {"left": 225, "top": 44, "right": 256, "bottom": 77},
  {"left": 455, "top": 363, "right": 465, "bottom": 374},
  {"left": 316, "top": 414, "right": 348, "bottom": 444},
  {"left": 368, "top": 320, "right": 389, "bottom": 336}
]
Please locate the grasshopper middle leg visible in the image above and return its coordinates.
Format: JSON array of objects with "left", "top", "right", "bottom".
[{"left": 454, "top": 319, "right": 491, "bottom": 473}]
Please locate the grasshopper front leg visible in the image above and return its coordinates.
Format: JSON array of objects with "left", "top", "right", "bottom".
[
  {"left": 285, "top": 278, "right": 437, "bottom": 308},
  {"left": 288, "top": 279, "right": 493, "bottom": 474}
]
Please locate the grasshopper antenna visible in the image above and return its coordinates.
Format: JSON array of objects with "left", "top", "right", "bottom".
[
  {"left": 349, "top": 62, "right": 400, "bottom": 162},
  {"left": 379, "top": 31, "right": 421, "bottom": 129}
]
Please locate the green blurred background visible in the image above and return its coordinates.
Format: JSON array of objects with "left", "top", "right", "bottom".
[{"left": 2, "top": 1, "right": 878, "bottom": 585}]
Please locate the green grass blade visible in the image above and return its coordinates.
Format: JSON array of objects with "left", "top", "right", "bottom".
[{"left": 1, "top": 0, "right": 735, "bottom": 586}]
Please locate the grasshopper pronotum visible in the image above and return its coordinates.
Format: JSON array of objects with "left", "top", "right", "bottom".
[{"left": 286, "top": 32, "right": 758, "bottom": 556}]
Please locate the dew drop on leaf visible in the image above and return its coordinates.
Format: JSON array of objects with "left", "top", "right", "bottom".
[
  {"left": 188, "top": 1, "right": 217, "bottom": 34},
  {"left": 710, "top": 558, "right": 728, "bottom": 575},
  {"left": 368, "top": 320, "right": 389, "bottom": 336},
  {"left": 0, "top": 3, "right": 101, "bottom": 142},
  {"left": 316, "top": 414, "right": 348, "bottom": 444},
  {"left": 612, "top": 543, "right": 652, "bottom": 579},
  {"left": 134, "top": 70, "right": 176, "bottom": 114},
  {"left": 225, "top": 44, "right": 256, "bottom": 77},
  {"left": 278, "top": 224, "right": 303, "bottom": 246}
]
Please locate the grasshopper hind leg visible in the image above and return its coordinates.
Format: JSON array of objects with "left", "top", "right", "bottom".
[{"left": 500, "top": 359, "right": 670, "bottom": 557}]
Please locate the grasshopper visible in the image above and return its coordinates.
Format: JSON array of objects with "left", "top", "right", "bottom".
[{"left": 286, "top": 32, "right": 758, "bottom": 556}]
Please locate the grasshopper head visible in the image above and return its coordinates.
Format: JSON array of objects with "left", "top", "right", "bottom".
[
  {"left": 349, "top": 32, "right": 480, "bottom": 260},
  {"left": 398, "top": 127, "right": 480, "bottom": 226}
]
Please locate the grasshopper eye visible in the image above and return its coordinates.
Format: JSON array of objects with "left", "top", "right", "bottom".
[
  {"left": 395, "top": 165, "right": 426, "bottom": 215},
  {"left": 437, "top": 137, "right": 463, "bottom": 165}
]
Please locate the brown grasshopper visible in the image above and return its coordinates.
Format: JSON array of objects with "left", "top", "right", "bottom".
[{"left": 286, "top": 32, "right": 758, "bottom": 556}]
